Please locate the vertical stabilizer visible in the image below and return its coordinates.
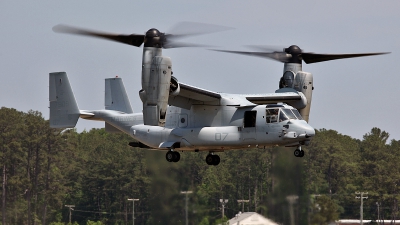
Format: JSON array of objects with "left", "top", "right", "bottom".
[
  {"left": 105, "top": 77, "right": 133, "bottom": 113},
  {"left": 49, "top": 72, "right": 80, "bottom": 128}
]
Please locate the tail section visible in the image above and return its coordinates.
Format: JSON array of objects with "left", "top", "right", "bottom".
[
  {"left": 49, "top": 72, "right": 80, "bottom": 128},
  {"left": 105, "top": 77, "right": 133, "bottom": 113},
  {"left": 105, "top": 77, "right": 133, "bottom": 133}
]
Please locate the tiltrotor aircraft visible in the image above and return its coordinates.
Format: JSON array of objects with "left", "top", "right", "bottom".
[{"left": 50, "top": 23, "right": 387, "bottom": 165}]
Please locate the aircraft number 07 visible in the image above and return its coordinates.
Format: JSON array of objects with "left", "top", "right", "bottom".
[{"left": 215, "top": 133, "right": 228, "bottom": 141}]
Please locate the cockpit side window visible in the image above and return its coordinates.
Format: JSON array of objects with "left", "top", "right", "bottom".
[
  {"left": 279, "top": 110, "right": 289, "bottom": 122},
  {"left": 266, "top": 108, "right": 279, "bottom": 123},
  {"left": 291, "top": 109, "right": 303, "bottom": 120}
]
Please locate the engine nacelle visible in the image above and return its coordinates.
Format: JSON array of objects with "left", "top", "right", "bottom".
[
  {"left": 140, "top": 75, "right": 179, "bottom": 102},
  {"left": 140, "top": 52, "right": 172, "bottom": 126},
  {"left": 279, "top": 71, "right": 296, "bottom": 88},
  {"left": 277, "top": 69, "right": 313, "bottom": 122},
  {"left": 169, "top": 76, "right": 180, "bottom": 96},
  {"left": 294, "top": 71, "right": 313, "bottom": 122}
]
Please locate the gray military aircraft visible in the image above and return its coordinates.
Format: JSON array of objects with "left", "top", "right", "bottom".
[{"left": 50, "top": 23, "right": 388, "bottom": 165}]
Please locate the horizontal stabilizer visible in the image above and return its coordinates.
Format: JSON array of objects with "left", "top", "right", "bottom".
[{"left": 49, "top": 72, "right": 80, "bottom": 128}]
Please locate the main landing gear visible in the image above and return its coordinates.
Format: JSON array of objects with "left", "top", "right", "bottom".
[
  {"left": 206, "top": 153, "right": 220, "bottom": 166},
  {"left": 166, "top": 150, "right": 180, "bottom": 162},
  {"left": 165, "top": 150, "right": 221, "bottom": 165},
  {"left": 294, "top": 146, "right": 304, "bottom": 158}
]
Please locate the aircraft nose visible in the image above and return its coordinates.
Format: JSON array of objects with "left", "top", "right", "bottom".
[{"left": 305, "top": 125, "right": 315, "bottom": 138}]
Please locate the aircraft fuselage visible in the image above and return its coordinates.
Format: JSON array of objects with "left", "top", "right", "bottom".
[{"left": 91, "top": 103, "right": 315, "bottom": 152}]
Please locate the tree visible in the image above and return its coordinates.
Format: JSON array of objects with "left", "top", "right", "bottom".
[
  {"left": 310, "top": 195, "right": 340, "bottom": 225},
  {"left": 306, "top": 129, "right": 360, "bottom": 218},
  {"left": 0, "top": 107, "right": 25, "bottom": 225},
  {"left": 360, "top": 128, "right": 400, "bottom": 222}
]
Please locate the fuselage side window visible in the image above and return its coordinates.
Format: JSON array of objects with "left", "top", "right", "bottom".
[
  {"left": 266, "top": 108, "right": 279, "bottom": 123},
  {"left": 244, "top": 110, "right": 257, "bottom": 127}
]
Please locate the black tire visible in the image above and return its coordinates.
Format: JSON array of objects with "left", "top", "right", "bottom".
[
  {"left": 173, "top": 151, "right": 181, "bottom": 162},
  {"left": 299, "top": 150, "right": 304, "bottom": 158},
  {"left": 294, "top": 149, "right": 301, "bottom": 157},
  {"left": 166, "top": 151, "right": 174, "bottom": 162},
  {"left": 206, "top": 154, "right": 214, "bottom": 165},
  {"left": 212, "top": 155, "right": 220, "bottom": 166}
]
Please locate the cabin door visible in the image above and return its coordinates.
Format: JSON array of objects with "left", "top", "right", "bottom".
[{"left": 242, "top": 110, "right": 257, "bottom": 141}]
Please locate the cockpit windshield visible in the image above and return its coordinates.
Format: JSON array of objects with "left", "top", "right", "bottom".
[
  {"left": 266, "top": 107, "right": 303, "bottom": 123},
  {"left": 282, "top": 109, "right": 297, "bottom": 120},
  {"left": 291, "top": 109, "right": 303, "bottom": 120}
]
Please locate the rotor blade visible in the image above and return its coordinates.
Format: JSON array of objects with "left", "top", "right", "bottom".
[
  {"left": 245, "top": 45, "right": 287, "bottom": 52},
  {"left": 166, "top": 21, "right": 233, "bottom": 39},
  {"left": 211, "top": 49, "right": 290, "bottom": 63},
  {"left": 52, "top": 24, "right": 145, "bottom": 47},
  {"left": 163, "top": 40, "right": 213, "bottom": 49},
  {"left": 302, "top": 52, "right": 390, "bottom": 64}
]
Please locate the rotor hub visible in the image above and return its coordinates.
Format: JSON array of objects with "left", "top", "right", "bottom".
[
  {"left": 144, "top": 28, "right": 165, "bottom": 48},
  {"left": 284, "top": 45, "right": 303, "bottom": 64},
  {"left": 146, "top": 28, "right": 161, "bottom": 37},
  {"left": 284, "top": 45, "right": 302, "bottom": 55}
]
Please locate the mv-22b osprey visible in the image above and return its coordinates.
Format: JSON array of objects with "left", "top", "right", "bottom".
[{"left": 50, "top": 23, "right": 387, "bottom": 165}]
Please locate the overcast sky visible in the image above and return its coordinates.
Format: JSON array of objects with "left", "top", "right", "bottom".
[{"left": 1, "top": 1, "right": 399, "bottom": 141}]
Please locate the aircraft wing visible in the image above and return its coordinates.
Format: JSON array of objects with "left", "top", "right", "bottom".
[
  {"left": 168, "top": 82, "right": 221, "bottom": 109},
  {"left": 168, "top": 84, "right": 306, "bottom": 109},
  {"left": 245, "top": 92, "right": 301, "bottom": 104},
  {"left": 244, "top": 88, "right": 307, "bottom": 108}
]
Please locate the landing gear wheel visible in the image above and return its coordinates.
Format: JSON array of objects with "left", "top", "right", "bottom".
[
  {"left": 206, "top": 154, "right": 214, "bottom": 165},
  {"left": 294, "top": 149, "right": 301, "bottom": 157},
  {"left": 206, "top": 154, "right": 220, "bottom": 165},
  {"left": 173, "top": 151, "right": 180, "bottom": 162},
  {"left": 166, "top": 151, "right": 174, "bottom": 162},
  {"left": 212, "top": 155, "right": 220, "bottom": 166},
  {"left": 294, "top": 149, "right": 305, "bottom": 157},
  {"left": 166, "top": 151, "right": 181, "bottom": 162}
]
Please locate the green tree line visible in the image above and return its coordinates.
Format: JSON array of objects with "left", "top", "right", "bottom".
[{"left": 1, "top": 107, "right": 400, "bottom": 225}]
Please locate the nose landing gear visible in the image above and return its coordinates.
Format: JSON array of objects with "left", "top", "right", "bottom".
[
  {"left": 294, "top": 146, "right": 304, "bottom": 157},
  {"left": 206, "top": 153, "right": 220, "bottom": 166},
  {"left": 166, "top": 150, "right": 180, "bottom": 162}
]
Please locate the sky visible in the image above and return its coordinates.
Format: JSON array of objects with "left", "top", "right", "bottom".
[{"left": 1, "top": 1, "right": 399, "bottom": 141}]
